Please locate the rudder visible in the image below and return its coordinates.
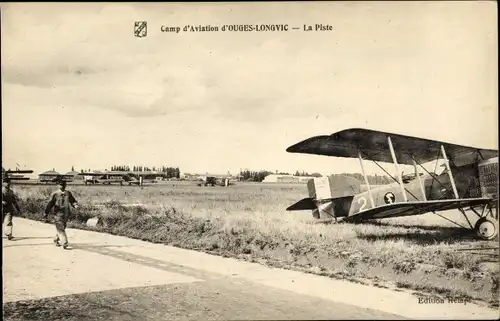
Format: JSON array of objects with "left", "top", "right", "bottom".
[{"left": 287, "top": 175, "right": 358, "bottom": 219}]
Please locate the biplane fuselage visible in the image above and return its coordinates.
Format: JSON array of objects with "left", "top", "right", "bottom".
[
  {"left": 2, "top": 169, "right": 34, "bottom": 183},
  {"left": 346, "top": 160, "right": 497, "bottom": 219}
]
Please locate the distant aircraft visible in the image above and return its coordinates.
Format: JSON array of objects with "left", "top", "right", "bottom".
[
  {"left": 49, "top": 174, "right": 77, "bottom": 183},
  {"left": 197, "top": 174, "right": 232, "bottom": 187},
  {"left": 79, "top": 171, "right": 127, "bottom": 186},
  {"left": 286, "top": 128, "right": 498, "bottom": 240},
  {"left": 2, "top": 168, "right": 34, "bottom": 183},
  {"left": 78, "top": 171, "right": 163, "bottom": 186}
]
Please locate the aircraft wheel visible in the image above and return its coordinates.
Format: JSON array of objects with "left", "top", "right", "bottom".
[{"left": 474, "top": 217, "right": 498, "bottom": 240}]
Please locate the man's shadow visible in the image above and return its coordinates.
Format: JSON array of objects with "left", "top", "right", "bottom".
[{"left": 2, "top": 236, "right": 53, "bottom": 241}]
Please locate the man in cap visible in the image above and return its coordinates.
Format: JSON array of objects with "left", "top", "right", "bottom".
[
  {"left": 44, "top": 179, "right": 79, "bottom": 249},
  {"left": 2, "top": 179, "right": 21, "bottom": 240}
]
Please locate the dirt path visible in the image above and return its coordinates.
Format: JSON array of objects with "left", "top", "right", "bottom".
[{"left": 3, "top": 218, "right": 498, "bottom": 320}]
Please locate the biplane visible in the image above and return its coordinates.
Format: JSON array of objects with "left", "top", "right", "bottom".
[
  {"left": 197, "top": 174, "right": 232, "bottom": 187},
  {"left": 286, "top": 128, "right": 499, "bottom": 240},
  {"left": 49, "top": 174, "right": 76, "bottom": 183},
  {"left": 79, "top": 171, "right": 131, "bottom": 186},
  {"left": 2, "top": 168, "right": 34, "bottom": 183},
  {"left": 78, "top": 171, "right": 163, "bottom": 186}
]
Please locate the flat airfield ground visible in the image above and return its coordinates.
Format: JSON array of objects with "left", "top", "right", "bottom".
[{"left": 3, "top": 180, "right": 499, "bottom": 318}]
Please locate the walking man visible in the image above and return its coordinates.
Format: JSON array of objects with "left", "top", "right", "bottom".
[
  {"left": 2, "top": 179, "right": 21, "bottom": 240},
  {"left": 44, "top": 180, "right": 79, "bottom": 249}
]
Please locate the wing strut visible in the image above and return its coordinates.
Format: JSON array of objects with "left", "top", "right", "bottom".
[
  {"left": 413, "top": 159, "right": 427, "bottom": 201},
  {"left": 407, "top": 152, "right": 454, "bottom": 200},
  {"left": 440, "top": 145, "right": 459, "bottom": 199},
  {"left": 388, "top": 136, "right": 408, "bottom": 202},
  {"left": 358, "top": 150, "right": 375, "bottom": 208}
]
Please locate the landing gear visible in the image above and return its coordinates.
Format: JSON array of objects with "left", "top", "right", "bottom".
[
  {"left": 458, "top": 201, "right": 499, "bottom": 240},
  {"left": 474, "top": 217, "right": 498, "bottom": 240}
]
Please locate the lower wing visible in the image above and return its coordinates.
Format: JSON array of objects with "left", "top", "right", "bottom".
[{"left": 344, "top": 197, "right": 494, "bottom": 222}]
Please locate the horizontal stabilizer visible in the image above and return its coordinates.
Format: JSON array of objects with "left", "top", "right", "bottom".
[
  {"left": 344, "top": 197, "right": 494, "bottom": 222},
  {"left": 286, "top": 197, "right": 317, "bottom": 211}
]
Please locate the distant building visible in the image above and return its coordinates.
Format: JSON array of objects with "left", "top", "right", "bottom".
[
  {"left": 39, "top": 170, "right": 60, "bottom": 183},
  {"left": 65, "top": 170, "right": 82, "bottom": 180}
]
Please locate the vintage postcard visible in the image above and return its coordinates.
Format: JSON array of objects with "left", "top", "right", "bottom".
[{"left": 2, "top": 2, "right": 498, "bottom": 320}]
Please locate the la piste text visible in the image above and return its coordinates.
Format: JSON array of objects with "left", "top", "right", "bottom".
[{"left": 160, "top": 24, "right": 333, "bottom": 33}]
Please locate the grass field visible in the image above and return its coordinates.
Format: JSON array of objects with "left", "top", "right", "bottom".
[{"left": 9, "top": 181, "right": 499, "bottom": 307}]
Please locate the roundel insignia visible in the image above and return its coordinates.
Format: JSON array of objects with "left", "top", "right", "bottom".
[{"left": 384, "top": 192, "right": 396, "bottom": 204}]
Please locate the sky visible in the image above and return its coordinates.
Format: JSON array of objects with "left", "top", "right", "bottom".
[{"left": 1, "top": 2, "right": 498, "bottom": 176}]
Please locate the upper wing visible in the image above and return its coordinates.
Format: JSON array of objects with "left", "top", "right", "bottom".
[
  {"left": 78, "top": 172, "right": 102, "bottom": 176},
  {"left": 103, "top": 171, "right": 129, "bottom": 176},
  {"left": 286, "top": 128, "right": 498, "bottom": 165},
  {"left": 205, "top": 175, "right": 229, "bottom": 179},
  {"left": 343, "top": 197, "right": 493, "bottom": 222},
  {"left": 4, "top": 170, "right": 34, "bottom": 174}
]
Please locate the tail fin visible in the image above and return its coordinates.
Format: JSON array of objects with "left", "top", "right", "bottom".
[
  {"left": 287, "top": 175, "right": 360, "bottom": 219},
  {"left": 326, "top": 175, "right": 363, "bottom": 197}
]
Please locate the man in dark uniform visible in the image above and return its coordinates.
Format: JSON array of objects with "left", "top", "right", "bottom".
[
  {"left": 44, "top": 180, "right": 79, "bottom": 249},
  {"left": 2, "top": 179, "right": 21, "bottom": 240}
]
